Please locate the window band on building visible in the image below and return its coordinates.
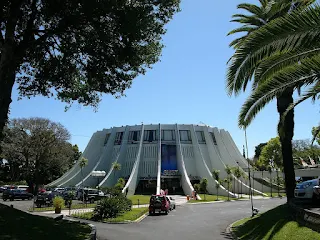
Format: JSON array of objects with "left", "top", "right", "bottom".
[
  {"left": 128, "top": 131, "right": 141, "bottom": 143},
  {"left": 196, "top": 131, "right": 206, "bottom": 144},
  {"left": 114, "top": 132, "right": 124, "bottom": 145},
  {"left": 144, "top": 130, "right": 158, "bottom": 142},
  {"left": 161, "top": 130, "right": 176, "bottom": 141},
  {"left": 179, "top": 130, "right": 192, "bottom": 143}
]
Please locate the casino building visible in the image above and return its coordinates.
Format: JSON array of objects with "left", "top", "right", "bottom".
[{"left": 48, "top": 124, "right": 266, "bottom": 197}]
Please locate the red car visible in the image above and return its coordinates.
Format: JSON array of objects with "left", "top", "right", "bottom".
[{"left": 149, "top": 195, "right": 170, "bottom": 215}]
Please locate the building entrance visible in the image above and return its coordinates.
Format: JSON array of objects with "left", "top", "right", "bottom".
[
  {"left": 135, "top": 180, "right": 157, "bottom": 195},
  {"left": 161, "top": 177, "right": 183, "bottom": 195}
]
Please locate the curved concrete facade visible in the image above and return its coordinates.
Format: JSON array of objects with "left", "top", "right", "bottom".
[{"left": 48, "top": 124, "right": 267, "bottom": 197}]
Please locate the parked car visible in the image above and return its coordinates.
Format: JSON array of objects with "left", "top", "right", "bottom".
[
  {"left": 149, "top": 195, "right": 170, "bottom": 215},
  {"left": 35, "top": 191, "right": 54, "bottom": 207},
  {"left": 295, "top": 179, "right": 319, "bottom": 199},
  {"left": 166, "top": 196, "right": 176, "bottom": 210},
  {"left": 53, "top": 187, "right": 65, "bottom": 193},
  {"left": 2, "top": 189, "right": 33, "bottom": 201},
  {"left": 16, "top": 185, "right": 29, "bottom": 191},
  {"left": 0, "top": 185, "right": 9, "bottom": 193}
]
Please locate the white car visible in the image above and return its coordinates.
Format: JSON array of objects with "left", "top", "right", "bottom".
[{"left": 295, "top": 179, "right": 319, "bottom": 199}]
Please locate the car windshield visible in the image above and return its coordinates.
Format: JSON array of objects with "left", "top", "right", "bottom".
[{"left": 150, "top": 196, "right": 165, "bottom": 202}]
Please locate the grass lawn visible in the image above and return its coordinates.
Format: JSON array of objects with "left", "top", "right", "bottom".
[
  {"left": 29, "top": 203, "right": 96, "bottom": 212},
  {"left": 232, "top": 204, "right": 320, "bottom": 240},
  {"left": 0, "top": 204, "right": 91, "bottom": 240},
  {"left": 128, "top": 195, "right": 150, "bottom": 205},
  {"left": 188, "top": 194, "right": 237, "bottom": 203},
  {"left": 72, "top": 207, "right": 148, "bottom": 223}
]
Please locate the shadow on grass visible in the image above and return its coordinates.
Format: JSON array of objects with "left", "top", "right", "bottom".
[
  {"left": 231, "top": 204, "right": 292, "bottom": 240},
  {"left": 0, "top": 204, "right": 91, "bottom": 240}
]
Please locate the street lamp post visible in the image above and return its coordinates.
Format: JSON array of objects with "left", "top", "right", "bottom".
[
  {"left": 91, "top": 171, "right": 106, "bottom": 192},
  {"left": 244, "top": 128, "right": 258, "bottom": 217}
]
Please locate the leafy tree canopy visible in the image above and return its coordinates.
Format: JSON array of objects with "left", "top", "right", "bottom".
[
  {"left": 0, "top": 0, "right": 181, "bottom": 143},
  {"left": 0, "top": 117, "right": 76, "bottom": 188},
  {"left": 258, "top": 137, "right": 283, "bottom": 169}
]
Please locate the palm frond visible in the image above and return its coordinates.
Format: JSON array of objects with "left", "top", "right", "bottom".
[
  {"left": 237, "top": 3, "right": 264, "bottom": 17},
  {"left": 282, "top": 81, "right": 320, "bottom": 124},
  {"left": 238, "top": 54, "right": 320, "bottom": 127},
  {"left": 253, "top": 47, "right": 320, "bottom": 88},
  {"left": 227, "top": 4, "right": 320, "bottom": 95},
  {"left": 227, "top": 26, "right": 258, "bottom": 36}
]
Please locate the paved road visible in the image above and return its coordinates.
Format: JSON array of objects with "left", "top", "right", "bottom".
[{"left": 85, "top": 198, "right": 286, "bottom": 240}]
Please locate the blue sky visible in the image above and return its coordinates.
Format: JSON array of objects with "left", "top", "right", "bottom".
[{"left": 9, "top": 0, "right": 320, "bottom": 158}]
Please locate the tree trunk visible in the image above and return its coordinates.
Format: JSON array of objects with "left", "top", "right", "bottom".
[{"left": 277, "top": 89, "right": 295, "bottom": 202}]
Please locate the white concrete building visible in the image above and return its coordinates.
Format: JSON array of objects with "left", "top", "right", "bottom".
[{"left": 48, "top": 124, "right": 266, "bottom": 197}]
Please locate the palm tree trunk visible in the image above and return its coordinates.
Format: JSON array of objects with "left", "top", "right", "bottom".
[
  {"left": 277, "top": 89, "right": 295, "bottom": 202},
  {"left": 228, "top": 182, "right": 230, "bottom": 201}
]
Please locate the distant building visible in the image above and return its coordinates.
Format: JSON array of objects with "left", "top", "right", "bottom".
[{"left": 48, "top": 124, "right": 266, "bottom": 196}]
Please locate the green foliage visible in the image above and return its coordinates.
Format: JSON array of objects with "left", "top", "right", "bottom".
[
  {"left": 93, "top": 194, "right": 132, "bottom": 221},
  {"left": 0, "top": 0, "right": 181, "bottom": 107},
  {"left": 79, "top": 157, "right": 88, "bottom": 169},
  {"left": 112, "top": 162, "right": 121, "bottom": 171},
  {"left": 225, "top": 165, "right": 232, "bottom": 175},
  {"left": 0, "top": 118, "right": 74, "bottom": 185},
  {"left": 258, "top": 137, "right": 283, "bottom": 169},
  {"left": 200, "top": 178, "right": 208, "bottom": 194},
  {"left": 212, "top": 169, "right": 220, "bottom": 181},
  {"left": 53, "top": 196, "right": 64, "bottom": 209},
  {"left": 193, "top": 183, "right": 200, "bottom": 193},
  {"left": 117, "top": 178, "right": 126, "bottom": 188},
  {"left": 254, "top": 143, "right": 267, "bottom": 160},
  {"left": 233, "top": 167, "right": 242, "bottom": 179}
]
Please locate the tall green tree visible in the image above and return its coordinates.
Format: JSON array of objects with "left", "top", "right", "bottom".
[
  {"left": 200, "top": 178, "right": 208, "bottom": 200},
  {"left": 212, "top": 169, "right": 220, "bottom": 200},
  {"left": 112, "top": 162, "right": 121, "bottom": 180},
  {"left": 0, "top": 1, "right": 181, "bottom": 145},
  {"left": 227, "top": 0, "right": 315, "bottom": 201},
  {"left": 79, "top": 157, "right": 88, "bottom": 202},
  {"left": 1, "top": 118, "right": 73, "bottom": 192},
  {"left": 258, "top": 137, "right": 283, "bottom": 169},
  {"left": 225, "top": 165, "right": 233, "bottom": 200}
]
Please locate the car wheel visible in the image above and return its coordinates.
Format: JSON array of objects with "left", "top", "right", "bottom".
[
  {"left": 165, "top": 210, "right": 168, "bottom": 215},
  {"left": 149, "top": 211, "right": 153, "bottom": 216},
  {"left": 173, "top": 205, "right": 175, "bottom": 209},
  {"left": 28, "top": 197, "right": 32, "bottom": 200},
  {"left": 3, "top": 198, "right": 7, "bottom": 201}
]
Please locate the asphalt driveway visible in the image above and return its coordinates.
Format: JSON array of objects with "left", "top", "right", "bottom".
[{"left": 90, "top": 198, "right": 286, "bottom": 240}]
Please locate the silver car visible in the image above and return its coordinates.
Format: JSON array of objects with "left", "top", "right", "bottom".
[{"left": 166, "top": 196, "right": 176, "bottom": 210}]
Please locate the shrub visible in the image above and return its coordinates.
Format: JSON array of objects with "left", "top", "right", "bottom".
[
  {"left": 53, "top": 196, "right": 64, "bottom": 209},
  {"left": 93, "top": 193, "right": 132, "bottom": 220}
]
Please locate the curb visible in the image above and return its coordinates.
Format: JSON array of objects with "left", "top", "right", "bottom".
[
  {"left": 87, "top": 223, "right": 97, "bottom": 240},
  {"left": 187, "top": 197, "right": 274, "bottom": 205},
  {"left": 225, "top": 222, "right": 239, "bottom": 240}
]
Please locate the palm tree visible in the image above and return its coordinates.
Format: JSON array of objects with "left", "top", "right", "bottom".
[
  {"left": 224, "top": 176, "right": 233, "bottom": 201},
  {"left": 215, "top": 181, "right": 221, "bottom": 201},
  {"left": 79, "top": 157, "right": 88, "bottom": 203},
  {"left": 234, "top": 167, "right": 242, "bottom": 199},
  {"left": 227, "top": 0, "right": 315, "bottom": 201},
  {"left": 212, "top": 169, "right": 220, "bottom": 200},
  {"left": 112, "top": 162, "right": 121, "bottom": 180},
  {"left": 225, "top": 165, "right": 233, "bottom": 200}
]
